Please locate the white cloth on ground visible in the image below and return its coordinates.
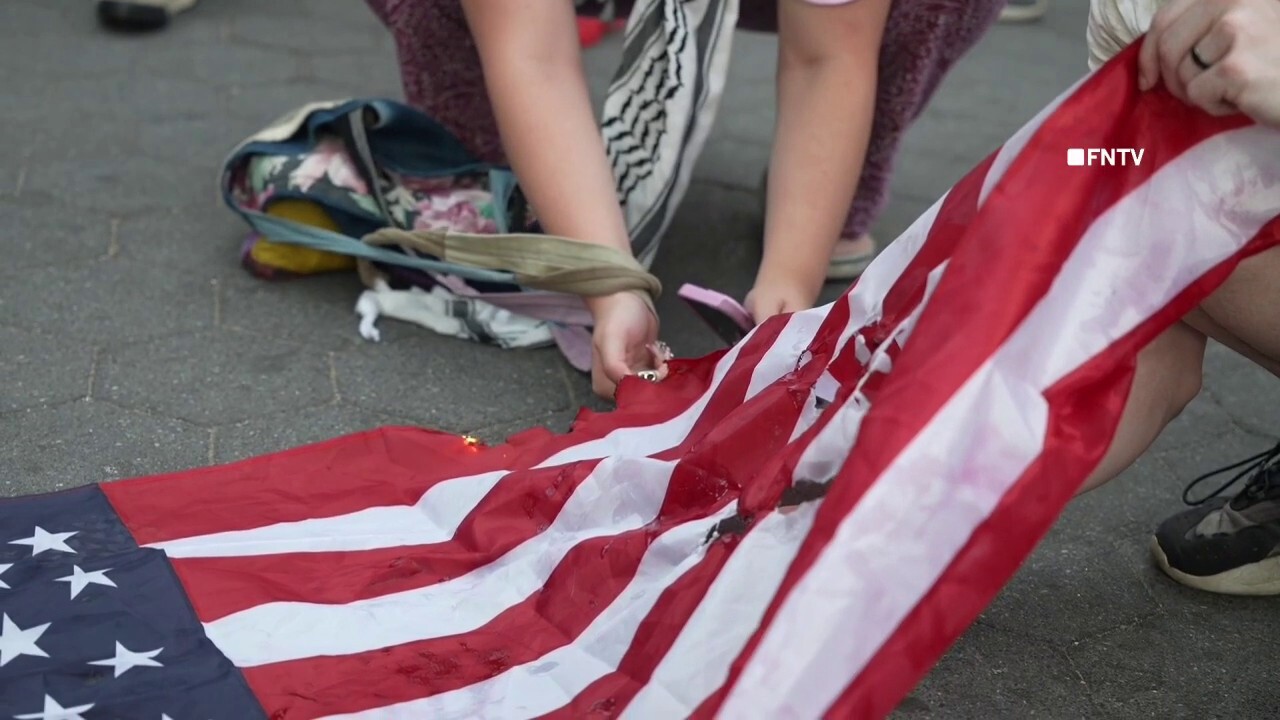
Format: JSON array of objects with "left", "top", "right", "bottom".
[{"left": 355, "top": 279, "right": 555, "bottom": 349}]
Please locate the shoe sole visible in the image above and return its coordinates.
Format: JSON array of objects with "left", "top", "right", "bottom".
[
  {"left": 998, "top": 1, "right": 1049, "bottom": 23},
  {"left": 1150, "top": 537, "right": 1280, "bottom": 596},
  {"left": 826, "top": 254, "right": 874, "bottom": 281}
]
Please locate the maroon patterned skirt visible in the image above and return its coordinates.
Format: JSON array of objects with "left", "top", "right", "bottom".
[{"left": 361, "top": 0, "right": 1004, "bottom": 239}]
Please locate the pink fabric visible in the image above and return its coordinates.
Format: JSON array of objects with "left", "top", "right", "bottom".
[{"left": 361, "top": 0, "right": 1003, "bottom": 240}]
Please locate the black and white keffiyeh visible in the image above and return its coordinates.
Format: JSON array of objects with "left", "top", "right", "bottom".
[{"left": 601, "top": 0, "right": 739, "bottom": 266}]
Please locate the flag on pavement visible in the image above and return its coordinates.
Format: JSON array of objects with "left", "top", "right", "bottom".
[{"left": 1, "top": 44, "right": 1277, "bottom": 719}]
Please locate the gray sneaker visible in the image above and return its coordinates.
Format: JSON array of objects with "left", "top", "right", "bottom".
[{"left": 1151, "top": 441, "right": 1280, "bottom": 595}]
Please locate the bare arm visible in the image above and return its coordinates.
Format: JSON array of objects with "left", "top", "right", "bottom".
[
  {"left": 756, "top": 0, "right": 891, "bottom": 304},
  {"left": 462, "top": 1, "right": 660, "bottom": 397},
  {"left": 460, "top": 0, "right": 631, "bottom": 264}
]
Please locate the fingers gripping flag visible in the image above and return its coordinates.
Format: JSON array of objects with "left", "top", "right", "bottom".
[{"left": 2, "top": 45, "right": 1277, "bottom": 719}]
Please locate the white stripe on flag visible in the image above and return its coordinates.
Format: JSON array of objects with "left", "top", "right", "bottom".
[
  {"left": 618, "top": 504, "right": 821, "bottom": 719},
  {"left": 205, "top": 455, "right": 676, "bottom": 667},
  {"left": 320, "top": 503, "right": 742, "bottom": 720},
  {"left": 791, "top": 188, "right": 953, "bottom": 439},
  {"left": 616, "top": 265, "right": 949, "bottom": 715},
  {"left": 783, "top": 73, "right": 1054, "bottom": 458},
  {"left": 789, "top": 261, "right": 947, "bottom": 483},
  {"left": 720, "top": 126, "right": 1280, "bottom": 718},
  {"left": 744, "top": 307, "right": 830, "bottom": 399},
  {"left": 151, "top": 470, "right": 508, "bottom": 558},
  {"left": 848, "top": 191, "right": 948, "bottom": 323},
  {"left": 152, "top": 314, "right": 823, "bottom": 559}
]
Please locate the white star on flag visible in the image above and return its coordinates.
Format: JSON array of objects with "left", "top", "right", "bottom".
[
  {"left": 9, "top": 527, "right": 77, "bottom": 556},
  {"left": 54, "top": 565, "right": 116, "bottom": 599},
  {"left": 0, "top": 563, "right": 11, "bottom": 590},
  {"left": 14, "top": 694, "right": 94, "bottom": 720},
  {"left": 0, "top": 613, "right": 50, "bottom": 667},
  {"left": 88, "top": 641, "right": 163, "bottom": 678}
]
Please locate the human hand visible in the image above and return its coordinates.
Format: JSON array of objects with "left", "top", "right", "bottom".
[
  {"left": 744, "top": 281, "right": 814, "bottom": 325},
  {"left": 587, "top": 291, "right": 669, "bottom": 399},
  {"left": 1139, "top": 0, "right": 1280, "bottom": 128}
]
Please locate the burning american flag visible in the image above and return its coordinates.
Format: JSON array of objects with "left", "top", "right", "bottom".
[{"left": 0, "top": 45, "right": 1277, "bottom": 719}]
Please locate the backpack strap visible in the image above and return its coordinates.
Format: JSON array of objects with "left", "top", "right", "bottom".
[
  {"left": 335, "top": 104, "right": 528, "bottom": 235},
  {"left": 241, "top": 211, "right": 520, "bottom": 285},
  {"left": 359, "top": 227, "right": 663, "bottom": 315},
  {"left": 334, "top": 106, "right": 396, "bottom": 225}
]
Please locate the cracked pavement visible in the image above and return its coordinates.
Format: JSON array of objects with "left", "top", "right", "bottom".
[{"left": 1, "top": 1, "right": 1276, "bottom": 717}]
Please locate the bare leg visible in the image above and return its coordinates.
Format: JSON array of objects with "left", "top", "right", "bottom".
[
  {"left": 755, "top": 0, "right": 1005, "bottom": 278},
  {"left": 837, "top": 0, "right": 1004, "bottom": 244},
  {"left": 1187, "top": 247, "right": 1280, "bottom": 376},
  {"left": 1078, "top": 245, "right": 1280, "bottom": 494},
  {"left": 1077, "top": 321, "right": 1208, "bottom": 494}
]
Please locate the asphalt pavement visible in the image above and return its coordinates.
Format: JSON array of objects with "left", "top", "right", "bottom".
[{"left": 1, "top": 1, "right": 1276, "bottom": 717}]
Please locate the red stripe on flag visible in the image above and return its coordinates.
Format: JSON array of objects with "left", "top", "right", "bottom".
[
  {"left": 105, "top": 427, "right": 510, "bottom": 545},
  {"left": 704, "top": 45, "right": 1248, "bottom": 717},
  {"left": 682, "top": 143, "right": 1002, "bottom": 717},
  {"left": 102, "top": 343, "right": 728, "bottom": 545},
  {"left": 537, "top": 537, "right": 738, "bottom": 720},
  {"left": 548, "top": 329, "right": 869, "bottom": 717},
  {"left": 240, "top": 321, "right": 823, "bottom": 717},
  {"left": 242, "top": 513, "right": 730, "bottom": 719},
  {"left": 170, "top": 460, "right": 600, "bottom": 621},
  {"left": 832, "top": 219, "right": 1280, "bottom": 718},
  {"left": 156, "top": 319, "right": 793, "bottom": 620},
  {"left": 858, "top": 151, "right": 998, "bottom": 352},
  {"left": 739, "top": 150, "right": 995, "bottom": 517}
]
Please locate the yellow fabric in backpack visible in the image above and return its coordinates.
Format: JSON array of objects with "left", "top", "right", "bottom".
[{"left": 250, "top": 199, "right": 356, "bottom": 275}]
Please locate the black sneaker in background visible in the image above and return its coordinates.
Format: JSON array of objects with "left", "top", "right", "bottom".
[
  {"left": 97, "top": 0, "right": 197, "bottom": 33},
  {"left": 1151, "top": 441, "right": 1280, "bottom": 595}
]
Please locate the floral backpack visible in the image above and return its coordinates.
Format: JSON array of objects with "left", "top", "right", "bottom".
[
  {"left": 220, "top": 0, "right": 752, "bottom": 367},
  {"left": 220, "top": 99, "right": 663, "bottom": 371}
]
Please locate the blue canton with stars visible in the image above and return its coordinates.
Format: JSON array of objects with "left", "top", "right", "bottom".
[{"left": 0, "top": 486, "right": 265, "bottom": 720}]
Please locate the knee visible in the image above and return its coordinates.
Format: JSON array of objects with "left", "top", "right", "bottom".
[
  {"left": 1164, "top": 358, "right": 1203, "bottom": 422},
  {"left": 1147, "top": 325, "right": 1206, "bottom": 423}
]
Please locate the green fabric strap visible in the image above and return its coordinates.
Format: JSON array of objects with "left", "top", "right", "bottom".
[{"left": 361, "top": 227, "right": 663, "bottom": 305}]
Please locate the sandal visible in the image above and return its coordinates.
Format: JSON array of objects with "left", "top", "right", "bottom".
[{"left": 677, "top": 284, "right": 754, "bottom": 345}]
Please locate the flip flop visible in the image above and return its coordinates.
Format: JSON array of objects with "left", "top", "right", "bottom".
[{"left": 678, "top": 283, "right": 755, "bottom": 345}]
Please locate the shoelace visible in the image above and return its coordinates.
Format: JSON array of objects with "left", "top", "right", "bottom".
[{"left": 1182, "top": 439, "right": 1280, "bottom": 506}]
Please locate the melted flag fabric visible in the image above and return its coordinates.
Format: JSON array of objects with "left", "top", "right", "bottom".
[{"left": 2, "top": 46, "right": 1278, "bottom": 719}]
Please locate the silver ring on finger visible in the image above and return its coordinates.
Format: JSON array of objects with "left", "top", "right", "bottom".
[{"left": 1190, "top": 45, "right": 1212, "bottom": 71}]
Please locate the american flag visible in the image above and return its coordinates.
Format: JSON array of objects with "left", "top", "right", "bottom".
[{"left": 1, "top": 45, "right": 1277, "bottom": 719}]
